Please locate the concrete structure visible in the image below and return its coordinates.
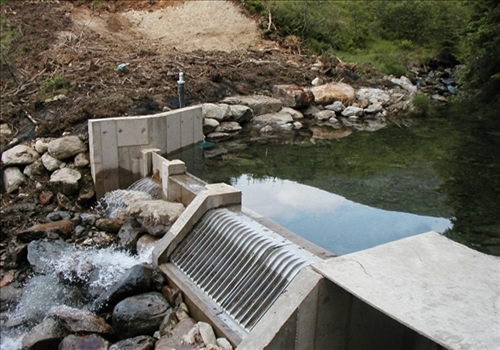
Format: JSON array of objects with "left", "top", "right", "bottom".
[
  {"left": 239, "top": 232, "right": 500, "bottom": 350},
  {"left": 88, "top": 106, "right": 203, "bottom": 198},
  {"left": 89, "top": 113, "right": 499, "bottom": 349},
  {"left": 148, "top": 155, "right": 500, "bottom": 349}
]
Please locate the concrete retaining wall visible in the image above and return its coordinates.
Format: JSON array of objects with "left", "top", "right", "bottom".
[{"left": 88, "top": 106, "right": 203, "bottom": 198}]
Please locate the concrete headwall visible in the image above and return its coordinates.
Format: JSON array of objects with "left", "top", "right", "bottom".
[{"left": 88, "top": 106, "right": 203, "bottom": 198}]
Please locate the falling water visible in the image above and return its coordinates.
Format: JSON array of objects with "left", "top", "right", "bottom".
[
  {"left": 0, "top": 178, "right": 160, "bottom": 350},
  {"left": 95, "top": 177, "right": 161, "bottom": 218}
]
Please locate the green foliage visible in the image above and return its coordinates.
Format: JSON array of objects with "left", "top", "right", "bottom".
[
  {"left": 412, "top": 93, "right": 430, "bottom": 117},
  {"left": 460, "top": 0, "right": 500, "bottom": 103},
  {"left": 40, "top": 73, "right": 71, "bottom": 97},
  {"left": 241, "top": 0, "right": 467, "bottom": 73},
  {"left": 0, "top": 10, "right": 18, "bottom": 65}
]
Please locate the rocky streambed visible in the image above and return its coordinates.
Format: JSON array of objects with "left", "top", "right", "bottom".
[{"left": 0, "top": 71, "right": 456, "bottom": 349}]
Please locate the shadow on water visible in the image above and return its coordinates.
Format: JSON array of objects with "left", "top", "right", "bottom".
[
  {"left": 436, "top": 104, "right": 500, "bottom": 256},
  {"left": 169, "top": 106, "right": 500, "bottom": 256}
]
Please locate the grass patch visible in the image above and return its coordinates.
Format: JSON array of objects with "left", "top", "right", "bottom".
[
  {"left": 0, "top": 10, "right": 18, "bottom": 66},
  {"left": 337, "top": 39, "right": 436, "bottom": 76},
  {"left": 39, "top": 73, "right": 71, "bottom": 98}
]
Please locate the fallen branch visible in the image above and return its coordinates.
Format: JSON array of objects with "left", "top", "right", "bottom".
[{"left": 23, "top": 109, "right": 38, "bottom": 125}]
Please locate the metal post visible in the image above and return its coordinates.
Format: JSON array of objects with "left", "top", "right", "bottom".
[{"left": 178, "top": 70, "right": 185, "bottom": 108}]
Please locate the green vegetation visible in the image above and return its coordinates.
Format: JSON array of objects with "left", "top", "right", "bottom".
[
  {"left": 241, "top": 0, "right": 467, "bottom": 75},
  {"left": 39, "top": 73, "right": 71, "bottom": 98},
  {"left": 411, "top": 93, "right": 430, "bottom": 117},
  {"left": 460, "top": 0, "right": 500, "bottom": 103},
  {"left": 0, "top": 6, "right": 18, "bottom": 66}
]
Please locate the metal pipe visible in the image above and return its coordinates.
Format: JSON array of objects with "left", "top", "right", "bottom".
[{"left": 178, "top": 70, "right": 185, "bottom": 108}]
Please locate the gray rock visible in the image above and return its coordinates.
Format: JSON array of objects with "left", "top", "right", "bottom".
[
  {"left": 293, "top": 121, "right": 303, "bottom": 129},
  {"left": 155, "top": 318, "right": 200, "bottom": 350},
  {"left": 3, "top": 167, "right": 26, "bottom": 193},
  {"left": 259, "top": 125, "right": 273, "bottom": 134},
  {"left": 80, "top": 213, "right": 98, "bottom": 226},
  {"left": 0, "top": 123, "right": 13, "bottom": 138},
  {"left": 49, "top": 168, "right": 82, "bottom": 195},
  {"left": 252, "top": 112, "right": 293, "bottom": 126},
  {"left": 47, "top": 136, "right": 87, "bottom": 160},
  {"left": 222, "top": 95, "right": 282, "bottom": 116},
  {"left": 91, "top": 264, "right": 153, "bottom": 313},
  {"left": 301, "top": 104, "right": 321, "bottom": 118},
  {"left": 314, "top": 110, "right": 336, "bottom": 121},
  {"left": 59, "top": 334, "right": 110, "bottom": 350},
  {"left": 217, "top": 338, "right": 233, "bottom": 350},
  {"left": 159, "top": 308, "right": 179, "bottom": 336},
  {"left": 112, "top": 292, "right": 171, "bottom": 339},
  {"left": 203, "top": 118, "right": 220, "bottom": 135},
  {"left": 390, "top": 76, "right": 417, "bottom": 94},
  {"left": 125, "top": 200, "right": 184, "bottom": 237},
  {"left": 341, "top": 106, "right": 365, "bottom": 118},
  {"left": 0, "top": 284, "right": 23, "bottom": 312},
  {"left": 356, "top": 88, "right": 391, "bottom": 104},
  {"left": 198, "top": 321, "right": 217, "bottom": 346},
  {"left": 206, "top": 132, "right": 233, "bottom": 142},
  {"left": 41, "top": 152, "right": 64, "bottom": 172},
  {"left": 34, "top": 138, "right": 52, "bottom": 154},
  {"left": 215, "top": 121, "right": 242, "bottom": 133},
  {"left": 49, "top": 305, "right": 112, "bottom": 334},
  {"left": 21, "top": 317, "right": 68, "bottom": 350},
  {"left": 228, "top": 105, "right": 253, "bottom": 124},
  {"left": 74, "top": 152, "right": 89, "bottom": 167},
  {"left": 109, "top": 335, "right": 156, "bottom": 350},
  {"left": 46, "top": 211, "right": 72, "bottom": 222},
  {"left": 325, "top": 101, "right": 346, "bottom": 113},
  {"left": 27, "top": 240, "right": 72, "bottom": 274},
  {"left": 1, "top": 145, "right": 40, "bottom": 166},
  {"left": 364, "top": 103, "right": 384, "bottom": 114},
  {"left": 202, "top": 103, "right": 231, "bottom": 121},
  {"left": 118, "top": 218, "right": 146, "bottom": 252},
  {"left": 280, "top": 106, "right": 304, "bottom": 120}
]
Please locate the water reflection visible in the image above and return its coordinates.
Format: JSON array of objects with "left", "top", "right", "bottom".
[{"left": 235, "top": 175, "right": 452, "bottom": 255}]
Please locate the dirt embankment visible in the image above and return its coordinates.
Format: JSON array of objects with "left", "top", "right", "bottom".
[{"left": 0, "top": 0, "right": 366, "bottom": 144}]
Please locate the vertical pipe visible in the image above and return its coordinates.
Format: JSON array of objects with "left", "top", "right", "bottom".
[{"left": 178, "top": 70, "right": 185, "bottom": 108}]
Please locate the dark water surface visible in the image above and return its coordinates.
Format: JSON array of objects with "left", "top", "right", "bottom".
[{"left": 168, "top": 114, "right": 500, "bottom": 256}]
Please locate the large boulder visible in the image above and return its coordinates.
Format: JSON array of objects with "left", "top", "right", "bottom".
[
  {"left": 203, "top": 118, "right": 220, "bottom": 135},
  {"left": 252, "top": 112, "right": 293, "bottom": 126},
  {"left": 49, "top": 305, "right": 113, "bottom": 334},
  {"left": 124, "top": 200, "right": 185, "bottom": 237},
  {"left": 2, "top": 144, "right": 40, "bottom": 165},
  {"left": 341, "top": 106, "right": 365, "bottom": 118},
  {"left": 47, "top": 136, "right": 87, "bottom": 160},
  {"left": 228, "top": 105, "right": 253, "bottom": 124},
  {"left": 112, "top": 292, "right": 171, "bottom": 339},
  {"left": 201, "top": 103, "right": 231, "bottom": 122},
  {"left": 356, "top": 88, "right": 391, "bottom": 104},
  {"left": 310, "top": 82, "right": 356, "bottom": 105},
  {"left": 272, "top": 85, "right": 314, "bottom": 108},
  {"left": 222, "top": 95, "right": 282, "bottom": 116},
  {"left": 59, "top": 334, "right": 110, "bottom": 350},
  {"left": 91, "top": 264, "right": 153, "bottom": 313},
  {"left": 215, "top": 121, "right": 242, "bottom": 133},
  {"left": 21, "top": 317, "right": 69, "bottom": 350},
  {"left": 390, "top": 76, "right": 417, "bottom": 94}
]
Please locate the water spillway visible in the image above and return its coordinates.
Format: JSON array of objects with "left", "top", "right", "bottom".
[{"left": 170, "top": 208, "right": 321, "bottom": 331}]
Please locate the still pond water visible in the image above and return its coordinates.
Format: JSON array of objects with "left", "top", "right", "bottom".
[{"left": 168, "top": 113, "right": 500, "bottom": 256}]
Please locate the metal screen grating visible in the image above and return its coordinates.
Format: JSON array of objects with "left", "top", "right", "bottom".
[{"left": 170, "top": 208, "right": 320, "bottom": 330}]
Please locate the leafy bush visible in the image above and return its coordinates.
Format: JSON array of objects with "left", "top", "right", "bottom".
[{"left": 412, "top": 93, "right": 430, "bottom": 117}]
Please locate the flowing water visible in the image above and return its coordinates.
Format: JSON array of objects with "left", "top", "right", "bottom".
[
  {"left": 169, "top": 113, "right": 500, "bottom": 256},
  {"left": 0, "top": 179, "right": 160, "bottom": 350}
]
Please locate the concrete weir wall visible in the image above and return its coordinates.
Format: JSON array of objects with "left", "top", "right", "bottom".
[{"left": 88, "top": 106, "right": 203, "bottom": 198}]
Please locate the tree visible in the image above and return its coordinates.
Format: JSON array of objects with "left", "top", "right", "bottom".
[{"left": 461, "top": 0, "right": 500, "bottom": 103}]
